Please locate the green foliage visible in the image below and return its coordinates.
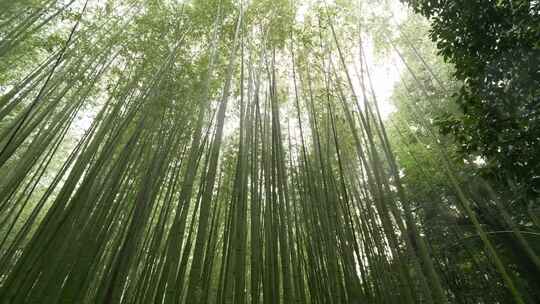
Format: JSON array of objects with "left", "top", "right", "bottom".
[
  {"left": 405, "top": 0, "right": 540, "bottom": 199},
  {"left": 0, "top": 1, "right": 538, "bottom": 303}
]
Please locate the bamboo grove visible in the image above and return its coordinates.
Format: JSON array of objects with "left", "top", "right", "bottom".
[{"left": 0, "top": 0, "right": 539, "bottom": 303}]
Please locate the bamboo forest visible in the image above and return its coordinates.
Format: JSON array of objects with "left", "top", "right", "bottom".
[{"left": 0, "top": 0, "right": 539, "bottom": 303}]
